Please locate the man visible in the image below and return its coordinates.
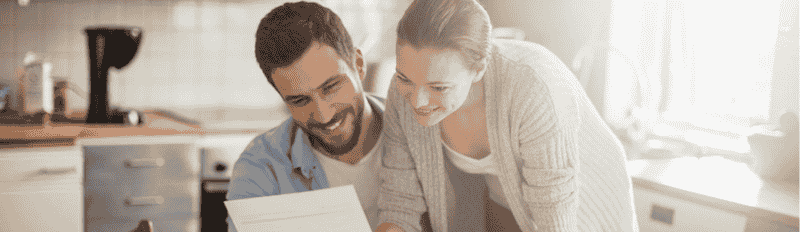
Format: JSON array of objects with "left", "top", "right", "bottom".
[{"left": 226, "top": 2, "right": 385, "bottom": 231}]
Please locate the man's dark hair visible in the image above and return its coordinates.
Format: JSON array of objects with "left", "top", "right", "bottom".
[{"left": 255, "top": 1, "right": 356, "bottom": 88}]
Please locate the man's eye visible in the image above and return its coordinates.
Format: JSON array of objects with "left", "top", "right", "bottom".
[
  {"left": 323, "top": 81, "right": 340, "bottom": 92},
  {"left": 291, "top": 98, "right": 309, "bottom": 106}
]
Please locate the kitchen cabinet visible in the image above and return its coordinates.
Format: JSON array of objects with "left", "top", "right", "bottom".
[
  {"left": 0, "top": 146, "right": 83, "bottom": 232},
  {"left": 634, "top": 187, "right": 748, "bottom": 232},
  {"left": 629, "top": 157, "right": 799, "bottom": 232},
  {"left": 83, "top": 136, "right": 202, "bottom": 232}
]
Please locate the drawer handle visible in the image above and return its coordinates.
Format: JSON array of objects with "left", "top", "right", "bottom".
[
  {"left": 125, "top": 158, "right": 165, "bottom": 168},
  {"left": 125, "top": 196, "right": 165, "bottom": 206},
  {"left": 203, "top": 182, "right": 229, "bottom": 193},
  {"left": 37, "top": 166, "right": 77, "bottom": 176}
]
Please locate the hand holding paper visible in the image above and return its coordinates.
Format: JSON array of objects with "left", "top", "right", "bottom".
[{"left": 224, "top": 185, "right": 372, "bottom": 232}]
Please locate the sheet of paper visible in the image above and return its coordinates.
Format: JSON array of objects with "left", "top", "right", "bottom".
[{"left": 224, "top": 185, "right": 372, "bottom": 232}]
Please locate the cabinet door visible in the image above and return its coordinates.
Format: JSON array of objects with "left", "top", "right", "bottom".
[
  {"left": 634, "top": 187, "right": 748, "bottom": 232},
  {"left": 0, "top": 182, "right": 82, "bottom": 232}
]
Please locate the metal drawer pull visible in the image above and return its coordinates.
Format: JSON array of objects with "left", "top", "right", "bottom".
[
  {"left": 204, "top": 182, "right": 229, "bottom": 193},
  {"left": 37, "top": 166, "right": 77, "bottom": 176},
  {"left": 125, "top": 196, "right": 165, "bottom": 206},
  {"left": 125, "top": 158, "right": 165, "bottom": 168}
]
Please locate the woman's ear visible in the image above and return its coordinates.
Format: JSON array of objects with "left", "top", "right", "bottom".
[{"left": 472, "top": 59, "right": 488, "bottom": 83}]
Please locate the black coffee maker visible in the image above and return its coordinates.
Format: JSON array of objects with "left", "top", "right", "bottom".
[{"left": 84, "top": 26, "right": 143, "bottom": 124}]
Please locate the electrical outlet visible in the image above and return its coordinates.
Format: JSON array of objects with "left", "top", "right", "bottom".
[{"left": 651, "top": 204, "right": 675, "bottom": 225}]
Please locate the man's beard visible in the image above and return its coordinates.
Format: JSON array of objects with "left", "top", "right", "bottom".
[{"left": 306, "top": 99, "right": 365, "bottom": 157}]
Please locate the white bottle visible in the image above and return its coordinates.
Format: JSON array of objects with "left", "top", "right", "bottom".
[{"left": 22, "top": 52, "right": 53, "bottom": 115}]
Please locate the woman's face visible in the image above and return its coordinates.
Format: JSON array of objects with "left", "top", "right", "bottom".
[{"left": 395, "top": 45, "right": 479, "bottom": 127}]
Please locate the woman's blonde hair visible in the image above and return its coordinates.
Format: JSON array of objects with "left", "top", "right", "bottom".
[{"left": 397, "top": 0, "right": 492, "bottom": 71}]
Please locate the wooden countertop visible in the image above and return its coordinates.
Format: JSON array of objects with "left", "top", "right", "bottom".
[
  {"left": 0, "top": 111, "right": 273, "bottom": 149},
  {"left": 628, "top": 156, "right": 799, "bottom": 227}
]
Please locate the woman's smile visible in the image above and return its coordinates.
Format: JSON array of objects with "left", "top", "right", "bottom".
[{"left": 414, "top": 107, "right": 439, "bottom": 116}]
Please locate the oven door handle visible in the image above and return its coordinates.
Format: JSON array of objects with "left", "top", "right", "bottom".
[{"left": 204, "top": 182, "right": 229, "bottom": 193}]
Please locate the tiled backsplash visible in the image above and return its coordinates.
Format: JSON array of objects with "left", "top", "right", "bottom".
[{"left": 0, "top": 0, "right": 409, "bottom": 117}]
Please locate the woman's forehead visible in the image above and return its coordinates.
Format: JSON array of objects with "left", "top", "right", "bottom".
[{"left": 396, "top": 45, "right": 471, "bottom": 83}]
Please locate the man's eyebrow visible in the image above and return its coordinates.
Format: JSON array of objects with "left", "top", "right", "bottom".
[
  {"left": 396, "top": 70, "right": 450, "bottom": 85},
  {"left": 316, "top": 74, "right": 343, "bottom": 90}
]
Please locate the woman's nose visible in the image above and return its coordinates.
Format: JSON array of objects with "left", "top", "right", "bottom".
[{"left": 410, "top": 87, "right": 430, "bottom": 109}]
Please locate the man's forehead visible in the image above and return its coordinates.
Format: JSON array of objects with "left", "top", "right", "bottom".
[{"left": 273, "top": 43, "right": 351, "bottom": 94}]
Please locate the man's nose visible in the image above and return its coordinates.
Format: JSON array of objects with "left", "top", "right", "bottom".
[{"left": 310, "top": 99, "right": 335, "bottom": 124}]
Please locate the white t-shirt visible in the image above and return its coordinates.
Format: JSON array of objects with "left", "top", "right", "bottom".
[
  {"left": 313, "top": 135, "right": 383, "bottom": 231},
  {"left": 443, "top": 142, "right": 509, "bottom": 209},
  {"left": 443, "top": 142, "right": 520, "bottom": 232}
]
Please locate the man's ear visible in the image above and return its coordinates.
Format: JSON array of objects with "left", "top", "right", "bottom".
[{"left": 355, "top": 48, "right": 366, "bottom": 83}]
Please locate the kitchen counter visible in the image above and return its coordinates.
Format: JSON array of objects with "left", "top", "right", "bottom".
[
  {"left": 0, "top": 110, "right": 286, "bottom": 149},
  {"left": 628, "top": 156, "right": 799, "bottom": 230}
]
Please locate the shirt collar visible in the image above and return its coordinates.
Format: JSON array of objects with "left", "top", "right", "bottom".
[{"left": 288, "top": 124, "right": 317, "bottom": 179}]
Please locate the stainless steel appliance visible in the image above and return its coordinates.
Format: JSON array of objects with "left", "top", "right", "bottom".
[
  {"left": 197, "top": 134, "right": 260, "bottom": 232},
  {"left": 84, "top": 138, "right": 202, "bottom": 232}
]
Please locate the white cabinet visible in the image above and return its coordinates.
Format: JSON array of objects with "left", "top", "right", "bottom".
[
  {"left": 0, "top": 146, "right": 83, "bottom": 232},
  {"left": 634, "top": 187, "right": 748, "bottom": 232}
]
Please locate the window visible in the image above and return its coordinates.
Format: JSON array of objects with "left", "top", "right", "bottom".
[{"left": 604, "top": 0, "right": 797, "bottom": 161}]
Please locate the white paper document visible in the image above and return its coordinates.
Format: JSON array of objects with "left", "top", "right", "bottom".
[{"left": 224, "top": 185, "right": 372, "bottom": 232}]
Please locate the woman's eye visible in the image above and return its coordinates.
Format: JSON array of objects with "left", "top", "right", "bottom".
[
  {"left": 431, "top": 86, "right": 449, "bottom": 92},
  {"left": 396, "top": 75, "right": 411, "bottom": 83}
]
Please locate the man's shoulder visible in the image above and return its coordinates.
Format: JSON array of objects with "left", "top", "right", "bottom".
[{"left": 236, "top": 118, "right": 294, "bottom": 166}]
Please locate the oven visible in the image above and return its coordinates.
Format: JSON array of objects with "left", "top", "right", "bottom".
[{"left": 198, "top": 134, "right": 260, "bottom": 232}]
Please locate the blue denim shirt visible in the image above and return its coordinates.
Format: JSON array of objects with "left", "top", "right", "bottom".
[{"left": 226, "top": 95, "right": 384, "bottom": 232}]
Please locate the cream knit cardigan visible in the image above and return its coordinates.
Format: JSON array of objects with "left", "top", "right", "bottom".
[{"left": 378, "top": 39, "right": 639, "bottom": 232}]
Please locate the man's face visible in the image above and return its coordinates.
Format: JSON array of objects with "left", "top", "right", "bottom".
[{"left": 271, "top": 42, "right": 366, "bottom": 156}]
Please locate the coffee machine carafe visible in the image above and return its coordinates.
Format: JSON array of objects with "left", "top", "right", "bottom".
[{"left": 84, "top": 26, "right": 142, "bottom": 124}]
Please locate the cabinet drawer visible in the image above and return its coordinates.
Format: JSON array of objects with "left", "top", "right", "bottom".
[
  {"left": 89, "top": 218, "right": 198, "bottom": 232},
  {"left": 85, "top": 179, "right": 200, "bottom": 222},
  {"left": 634, "top": 187, "right": 747, "bottom": 232},
  {"left": 84, "top": 144, "right": 200, "bottom": 182},
  {"left": 0, "top": 147, "right": 81, "bottom": 183}
]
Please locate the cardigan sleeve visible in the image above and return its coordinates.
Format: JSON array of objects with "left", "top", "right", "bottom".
[
  {"left": 512, "top": 51, "right": 581, "bottom": 232},
  {"left": 377, "top": 84, "right": 428, "bottom": 232}
]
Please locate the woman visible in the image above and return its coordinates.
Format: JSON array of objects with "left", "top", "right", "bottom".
[{"left": 376, "top": 0, "right": 639, "bottom": 232}]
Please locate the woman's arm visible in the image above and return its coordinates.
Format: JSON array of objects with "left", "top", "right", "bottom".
[
  {"left": 376, "top": 86, "right": 429, "bottom": 232},
  {"left": 513, "top": 62, "right": 581, "bottom": 232}
]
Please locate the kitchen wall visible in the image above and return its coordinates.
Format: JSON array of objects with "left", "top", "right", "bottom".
[
  {"left": 481, "top": 0, "right": 612, "bottom": 67},
  {"left": 479, "top": 0, "right": 613, "bottom": 114},
  {"left": 0, "top": 0, "right": 410, "bottom": 117}
]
